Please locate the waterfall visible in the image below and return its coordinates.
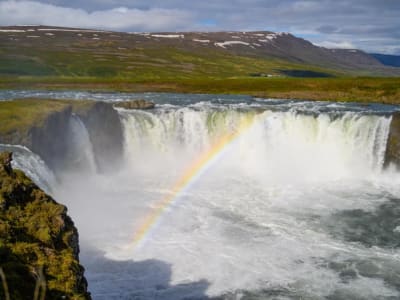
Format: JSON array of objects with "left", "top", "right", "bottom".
[
  {"left": 65, "top": 114, "right": 97, "bottom": 173},
  {"left": 52, "top": 102, "right": 400, "bottom": 300},
  {"left": 2, "top": 91, "right": 400, "bottom": 299},
  {"left": 0, "top": 144, "right": 57, "bottom": 194},
  {"left": 119, "top": 107, "right": 392, "bottom": 182}
]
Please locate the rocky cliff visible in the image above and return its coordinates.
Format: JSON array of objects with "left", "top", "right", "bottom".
[
  {"left": 384, "top": 112, "right": 400, "bottom": 168},
  {"left": 30, "top": 105, "right": 73, "bottom": 171},
  {"left": 0, "top": 152, "right": 91, "bottom": 299},
  {"left": 0, "top": 99, "right": 125, "bottom": 173},
  {"left": 74, "top": 101, "right": 124, "bottom": 172}
]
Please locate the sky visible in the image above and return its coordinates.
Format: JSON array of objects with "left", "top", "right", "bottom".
[{"left": 0, "top": 0, "right": 399, "bottom": 54}]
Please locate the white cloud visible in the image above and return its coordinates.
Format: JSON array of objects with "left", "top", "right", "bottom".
[
  {"left": 316, "top": 40, "right": 356, "bottom": 49},
  {"left": 0, "top": 0, "right": 193, "bottom": 31}
]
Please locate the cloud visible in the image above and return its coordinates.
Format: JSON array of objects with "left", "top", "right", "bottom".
[
  {"left": 0, "top": 0, "right": 193, "bottom": 31},
  {"left": 316, "top": 25, "right": 338, "bottom": 34},
  {"left": 316, "top": 40, "right": 356, "bottom": 49}
]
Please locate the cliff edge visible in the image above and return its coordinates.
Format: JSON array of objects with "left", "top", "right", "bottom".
[
  {"left": 0, "top": 152, "right": 91, "bottom": 299},
  {"left": 385, "top": 112, "right": 400, "bottom": 168}
]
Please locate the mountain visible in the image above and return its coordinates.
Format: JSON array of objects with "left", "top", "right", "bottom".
[
  {"left": 0, "top": 25, "right": 399, "bottom": 79},
  {"left": 371, "top": 53, "right": 400, "bottom": 67}
]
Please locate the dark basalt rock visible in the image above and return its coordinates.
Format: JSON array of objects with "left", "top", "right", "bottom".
[
  {"left": 29, "top": 106, "right": 72, "bottom": 171},
  {"left": 0, "top": 152, "right": 91, "bottom": 299},
  {"left": 384, "top": 112, "right": 400, "bottom": 168},
  {"left": 114, "top": 99, "right": 155, "bottom": 110},
  {"left": 75, "top": 102, "right": 124, "bottom": 172},
  {"left": 0, "top": 100, "right": 124, "bottom": 174}
]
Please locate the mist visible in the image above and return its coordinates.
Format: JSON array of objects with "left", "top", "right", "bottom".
[{"left": 6, "top": 96, "right": 400, "bottom": 299}]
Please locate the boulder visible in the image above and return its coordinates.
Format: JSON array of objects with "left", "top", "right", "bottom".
[{"left": 114, "top": 99, "right": 155, "bottom": 110}]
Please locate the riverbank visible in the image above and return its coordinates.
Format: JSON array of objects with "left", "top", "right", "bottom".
[{"left": 1, "top": 77, "right": 400, "bottom": 104}]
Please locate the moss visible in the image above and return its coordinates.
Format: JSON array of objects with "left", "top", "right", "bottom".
[{"left": 0, "top": 152, "right": 90, "bottom": 299}]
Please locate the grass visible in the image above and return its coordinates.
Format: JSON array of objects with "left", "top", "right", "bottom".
[
  {"left": 0, "top": 267, "right": 10, "bottom": 300},
  {"left": 0, "top": 99, "right": 97, "bottom": 138},
  {"left": 0, "top": 42, "right": 343, "bottom": 79},
  {"left": 0, "top": 33, "right": 399, "bottom": 104},
  {"left": 1, "top": 77, "right": 399, "bottom": 104},
  {"left": 1, "top": 266, "right": 46, "bottom": 300},
  {"left": 0, "top": 99, "right": 70, "bottom": 137}
]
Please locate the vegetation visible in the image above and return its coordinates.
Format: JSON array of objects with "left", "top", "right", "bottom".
[
  {"left": 0, "top": 152, "right": 90, "bottom": 299},
  {"left": 1, "top": 77, "right": 399, "bottom": 104},
  {"left": 0, "top": 39, "right": 345, "bottom": 79},
  {"left": 0, "top": 99, "right": 97, "bottom": 142},
  {"left": 1, "top": 27, "right": 399, "bottom": 104},
  {"left": 0, "top": 99, "right": 70, "bottom": 138}
]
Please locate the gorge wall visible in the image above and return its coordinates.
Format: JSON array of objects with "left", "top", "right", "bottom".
[
  {"left": 0, "top": 100, "right": 124, "bottom": 174},
  {"left": 2, "top": 98, "right": 400, "bottom": 299},
  {"left": 0, "top": 152, "right": 90, "bottom": 299},
  {"left": 385, "top": 112, "right": 400, "bottom": 168},
  {"left": 2, "top": 99, "right": 400, "bottom": 171}
]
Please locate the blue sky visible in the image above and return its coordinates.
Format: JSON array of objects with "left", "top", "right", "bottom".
[{"left": 0, "top": 0, "right": 399, "bottom": 54}]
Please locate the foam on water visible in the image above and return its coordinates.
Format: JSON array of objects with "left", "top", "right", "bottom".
[
  {"left": 2, "top": 91, "right": 398, "bottom": 299},
  {"left": 0, "top": 144, "right": 56, "bottom": 194},
  {"left": 51, "top": 103, "right": 400, "bottom": 299}
]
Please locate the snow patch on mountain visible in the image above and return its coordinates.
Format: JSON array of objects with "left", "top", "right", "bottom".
[{"left": 215, "top": 41, "right": 250, "bottom": 48}]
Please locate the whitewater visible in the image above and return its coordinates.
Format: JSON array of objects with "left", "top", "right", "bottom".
[{"left": 1, "top": 92, "right": 400, "bottom": 299}]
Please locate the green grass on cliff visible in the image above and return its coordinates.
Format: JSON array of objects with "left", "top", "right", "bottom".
[
  {"left": 0, "top": 99, "right": 96, "bottom": 142},
  {"left": 0, "top": 100, "right": 69, "bottom": 138}
]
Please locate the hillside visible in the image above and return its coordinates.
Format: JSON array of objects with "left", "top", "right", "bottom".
[
  {"left": 1, "top": 26, "right": 400, "bottom": 104},
  {"left": 371, "top": 53, "right": 400, "bottom": 68},
  {"left": 0, "top": 25, "right": 399, "bottom": 80}
]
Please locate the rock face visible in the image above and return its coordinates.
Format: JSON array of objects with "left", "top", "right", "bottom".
[
  {"left": 0, "top": 100, "right": 125, "bottom": 174},
  {"left": 75, "top": 102, "right": 124, "bottom": 172},
  {"left": 384, "top": 112, "right": 400, "bottom": 168},
  {"left": 0, "top": 152, "right": 91, "bottom": 299},
  {"left": 30, "top": 106, "right": 73, "bottom": 171},
  {"left": 114, "top": 99, "right": 155, "bottom": 110}
]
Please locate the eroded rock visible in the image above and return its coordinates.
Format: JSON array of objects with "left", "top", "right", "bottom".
[
  {"left": 384, "top": 112, "right": 400, "bottom": 168},
  {"left": 114, "top": 99, "right": 155, "bottom": 110}
]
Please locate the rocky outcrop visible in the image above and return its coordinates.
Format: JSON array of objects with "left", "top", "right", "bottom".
[
  {"left": 0, "top": 152, "right": 91, "bottom": 299},
  {"left": 384, "top": 112, "right": 400, "bottom": 168},
  {"left": 0, "top": 99, "right": 125, "bottom": 174},
  {"left": 114, "top": 99, "right": 155, "bottom": 110},
  {"left": 75, "top": 102, "right": 124, "bottom": 172},
  {"left": 30, "top": 106, "right": 72, "bottom": 171}
]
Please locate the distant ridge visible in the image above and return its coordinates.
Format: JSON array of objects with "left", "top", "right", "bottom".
[
  {"left": 371, "top": 53, "right": 400, "bottom": 67},
  {"left": 0, "top": 25, "right": 399, "bottom": 78}
]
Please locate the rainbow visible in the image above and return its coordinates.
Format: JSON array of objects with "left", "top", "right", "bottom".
[{"left": 129, "top": 115, "right": 256, "bottom": 249}]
